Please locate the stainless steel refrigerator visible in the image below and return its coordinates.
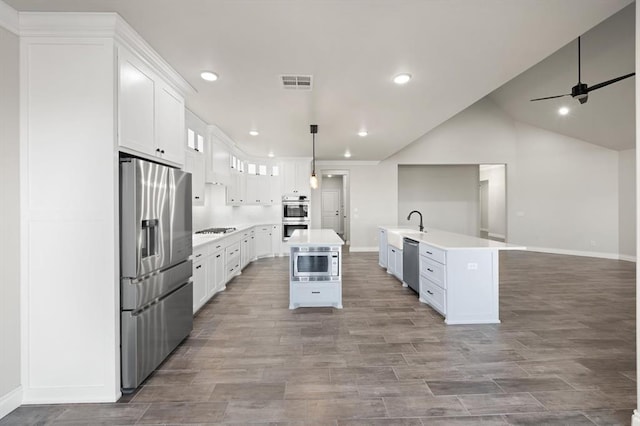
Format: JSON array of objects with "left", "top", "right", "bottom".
[{"left": 120, "top": 157, "right": 193, "bottom": 392}]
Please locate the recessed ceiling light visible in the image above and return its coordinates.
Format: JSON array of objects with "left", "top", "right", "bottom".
[
  {"left": 327, "top": 174, "right": 333, "bottom": 178},
  {"left": 344, "top": 151, "right": 352, "bottom": 158},
  {"left": 249, "top": 130, "right": 259, "bottom": 136},
  {"left": 558, "top": 106, "right": 570, "bottom": 116},
  {"left": 200, "top": 71, "right": 218, "bottom": 82},
  {"left": 393, "top": 73, "right": 412, "bottom": 85},
  {"left": 268, "top": 152, "right": 274, "bottom": 158},
  {"left": 358, "top": 130, "right": 368, "bottom": 137}
]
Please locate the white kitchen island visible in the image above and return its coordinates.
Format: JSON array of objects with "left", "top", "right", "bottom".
[
  {"left": 379, "top": 226, "right": 525, "bottom": 325},
  {"left": 288, "top": 229, "right": 344, "bottom": 309}
]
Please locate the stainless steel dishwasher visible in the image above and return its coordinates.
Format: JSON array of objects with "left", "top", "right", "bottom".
[{"left": 403, "top": 237, "right": 420, "bottom": 294}]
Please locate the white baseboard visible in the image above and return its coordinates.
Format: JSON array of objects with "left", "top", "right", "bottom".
[
  {"left": 619, "top": 254, "right": 637, "bottom": 263},
  {"left": 488, "top": 233, "right": 505, "bottom": 240},
  {"left": 525, "top": 246, "right": 635, "bottom": 261},
  {"left": 0, "top": 386, "right": 22, "bottom": 420},
  {"left": 632, "top": 410, "right": 640, "bottom": 426},
  {"left": 349, "top": 246, "right": 377, "bottom": 252}
]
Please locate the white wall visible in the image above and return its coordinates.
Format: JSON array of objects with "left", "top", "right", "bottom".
[
  {"left": 398, "top": 165, "right": 480, "bottom": 235},
  {"left": 479, "top": 165, "right": 506, "bottom": 239},
  {"left": 314, "top": 98, "right": 626, "bottom": 258},
  {"left": 193, "top": 184, "right": 282, "bottom": 231},
  {"left": 619, "top": 149, "right": 636, "bottom": 259},
  {"left": 0, "top": 23, "right": 22, "bottom": 417}
]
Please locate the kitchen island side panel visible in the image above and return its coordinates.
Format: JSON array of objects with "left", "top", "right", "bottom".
[{"left": 445, "top": 249, "right": 499, "bottom": 324}]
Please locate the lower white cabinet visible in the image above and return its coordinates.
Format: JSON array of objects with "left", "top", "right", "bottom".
[
  {"left": 378, "top": 228, "right": 388, "bottom": 267},
  {"left": 255, "top": 226, "right": 271, "bottom": 258},
  {"left": 192, "top": 257, "right": 207, "bottom": 312},
  {"left": 207, "top": 248, "right": 225, "bottom": 298},
  {"left": 271, "top": 224, "right": 281, "bottom": 255}
]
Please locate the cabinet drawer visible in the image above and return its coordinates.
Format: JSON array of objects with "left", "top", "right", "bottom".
[
  {"left": 421, "top": 277, "right": 446, "bottom": 315},
  {"left": 193, "top": 245, "right": 208, "bottom": 261},
  {"left": 292, "top": 283, "right": 338, "bottom": 305},
  {"left": 419, "top": 243, "right": 446, "bottom": 264},
  {"left": 420, "top": 257, "right": 445, "bottom": 289},
  {"left": 225, "top": 242, "right": 241, "bottom": 262}
]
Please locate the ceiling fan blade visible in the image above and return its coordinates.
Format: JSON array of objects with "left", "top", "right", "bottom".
[
  {"left": 587, "top": 73, "right": 635, "bottom": 92},
  {"left": 530, "top": 94, "right": 571, "bottom": 102}
]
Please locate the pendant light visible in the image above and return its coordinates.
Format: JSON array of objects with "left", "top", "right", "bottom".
[{"left": 309, "top": 124, "right": 318, "bottom": 189}]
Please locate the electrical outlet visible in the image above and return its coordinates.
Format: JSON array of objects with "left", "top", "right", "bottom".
[{"left": 467, "top": 263, "right": 478, "bottom": 270}]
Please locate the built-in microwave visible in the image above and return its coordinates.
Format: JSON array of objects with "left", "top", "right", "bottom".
[
  {"left": 283, "top": 222, "right": 309, "bottom": 241},
  {"left": 291, "top": 247, "right": 339, "bottom": 281},
  {"left": 283, "top": 196, "right": 309, "bottom": 221}
]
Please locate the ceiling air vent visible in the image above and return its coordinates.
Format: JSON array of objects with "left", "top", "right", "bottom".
[{"left": 281, "top": 75, "right": 313, "bottom": 90}]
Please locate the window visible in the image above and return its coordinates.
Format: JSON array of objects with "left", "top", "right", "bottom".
[{"left": 187, "top": 128, "right": 204, "bottom": 152}]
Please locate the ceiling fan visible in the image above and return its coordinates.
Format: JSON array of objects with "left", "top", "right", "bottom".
[{"left": 530, "top": 36, "right": 635, "bottom": 104}]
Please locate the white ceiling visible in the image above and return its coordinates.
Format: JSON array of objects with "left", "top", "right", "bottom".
[
  {"left": 5, "top": 0, "right": 634, "bottom": 159},
  {"left": 490, "top": 4, "right": 635, "bottom": 151}
]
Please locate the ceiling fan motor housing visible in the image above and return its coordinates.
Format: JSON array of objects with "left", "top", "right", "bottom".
[{"left": 571, "top": 82, "right": 589, "bottom": 103}]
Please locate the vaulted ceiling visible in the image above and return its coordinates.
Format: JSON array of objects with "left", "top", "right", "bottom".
[{"left": 5, "top": 0, "right": 634, "bottom": 159}]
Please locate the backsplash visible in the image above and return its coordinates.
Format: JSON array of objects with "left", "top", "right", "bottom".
[{"left": 192, "top": 185, "right": 282, "bottom": 231}]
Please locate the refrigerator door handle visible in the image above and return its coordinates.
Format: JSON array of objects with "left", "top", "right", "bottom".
[{"left": 141, "top": 219, "right": 159, "bottom": 258}]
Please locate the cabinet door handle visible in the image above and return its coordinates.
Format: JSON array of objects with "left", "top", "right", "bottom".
[
  {"left": 156, "top": 148, "right": 160, "bottom": 153},
  {"left": 426, "top": 251, "right": 433, "bottom": 255},
  {"left": 161, "top": 150, "right": 165, "bottom": 154},
  {"left": 427, "top": 268, "right": 433, "bottom": 272},
  {"left": 216, "top": 254, "right": 221, "bottom": 258},
  {"left": 195, "top": 265, "right": 202, "bottom": 269},
  {"left": 311, "top": 291, "right": 320, "bottom": 294},
  {"left": 195, "top": 254, "right": 202, "bottom": 258},
  {"left": 426, "top": 290, "right": 433, "bottom": 295},
  {"left": 195, "top": 196, "right": 200, "bottom": 199}
]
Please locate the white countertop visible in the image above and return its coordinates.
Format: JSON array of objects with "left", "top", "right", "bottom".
[
  {"left": 193, "top": 223, "right": 275, "bottom": 248},
  {"left": 380, "top": 226, "right": 525, "bottom": 251},
  {"left": 288, "top": 229, "right": 344, "bottom": 246}
]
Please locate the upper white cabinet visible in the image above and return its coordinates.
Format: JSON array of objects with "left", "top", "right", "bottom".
[
  {"left": 184, "top": 150, "right": 205, "bottom": 205},
  {"left": 206, "top": 134, "right": 231, "bottom": 185},
  {"left": 282, "top": 160, "right": 311, "bottom": 196},
  {"left": 155, "top": 82, "right": 186, "bottom": 165},
  {"left": 118, "top": 49, "right": 186, "bottom": 167}
]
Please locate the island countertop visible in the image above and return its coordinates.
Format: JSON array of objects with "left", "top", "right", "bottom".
[
  {"left": 288, "top": 229, "right": 345, "bottom": 246},
  {"left": 379, "top": 226, "right": 525, "bottom": 251}
]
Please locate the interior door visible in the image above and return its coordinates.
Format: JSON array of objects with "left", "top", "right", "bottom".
[{"left": 321, "top": 190, "right": 341, "bottom": 233}]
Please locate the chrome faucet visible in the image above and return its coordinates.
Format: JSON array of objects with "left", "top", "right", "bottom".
[{"left": 407, "top": 210, "right": 424, "bottom": 232}]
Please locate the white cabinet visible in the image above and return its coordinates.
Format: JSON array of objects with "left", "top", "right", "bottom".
[
  {"left": 378, "top": 228, "right": 388, "bottom": 267},
  {"left": 282, "top": 160, "right": 311, "bottom": 196},
  {"left": 246, "top": 174, "right": 271, "bottom": 204},
  {"left": 192, "top": 246, "right": 208, "bottom": 313},
  {"left": 206, "top": 136, "right": 231, "bottom": 185},
  {"left": 395, "top": 248, "right": 403, "bottom": 281},
  {"left": 207, "top": 248, "right": 225, "bottom": 298},
  {"left": 271, "top": 224, "right": 282, "bottom": 255},
  {"left": 118, "top": 52, "right": 155, "bottom": 156},
  {"left": 225, "top": 241, "right": 241, "bottom": 280},
  {"left": 155, "top": 82, "right": 186, "bottom": 165},
  {"left": 118, "top": 49, "right": 185, "bottom": 166},
  {"left": 255, "top": 226, "right": 271, "bottom": 258},
  {"left": 184, "top": 149, "right": 205, "bottom": 205},
  {"left": 240, "top": 228, "right": 255, "bottom": 269},
  {"left": 226, "top": 170, "right": 246, "bottom": 205}
]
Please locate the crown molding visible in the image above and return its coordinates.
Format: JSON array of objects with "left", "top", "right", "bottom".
[
  {"left": 18, "top": 12, "right": 195, "bottom": 97},
  {"left": 0, "top": 0, "right": 19, "bottom": 35}
]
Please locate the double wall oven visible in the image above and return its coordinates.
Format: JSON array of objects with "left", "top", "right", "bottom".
[{"left": 282, "top": 195, "right": 310, "bottom": 241}]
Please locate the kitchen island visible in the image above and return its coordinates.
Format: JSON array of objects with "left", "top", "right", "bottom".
[
  {"left": 288, "top": 229, "right": 344, "bottom": 309},
  {"left": 379, "top": 226, "right": 525, "bottom": 324}
]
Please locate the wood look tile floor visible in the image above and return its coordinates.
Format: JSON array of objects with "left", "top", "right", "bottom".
[{"left": 2, "top": 251, "right": 636, "bottom": 425}]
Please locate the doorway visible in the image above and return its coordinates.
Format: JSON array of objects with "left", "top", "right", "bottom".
[{"left": 320, "top": 171, "right": 349, "bottom": 244}]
